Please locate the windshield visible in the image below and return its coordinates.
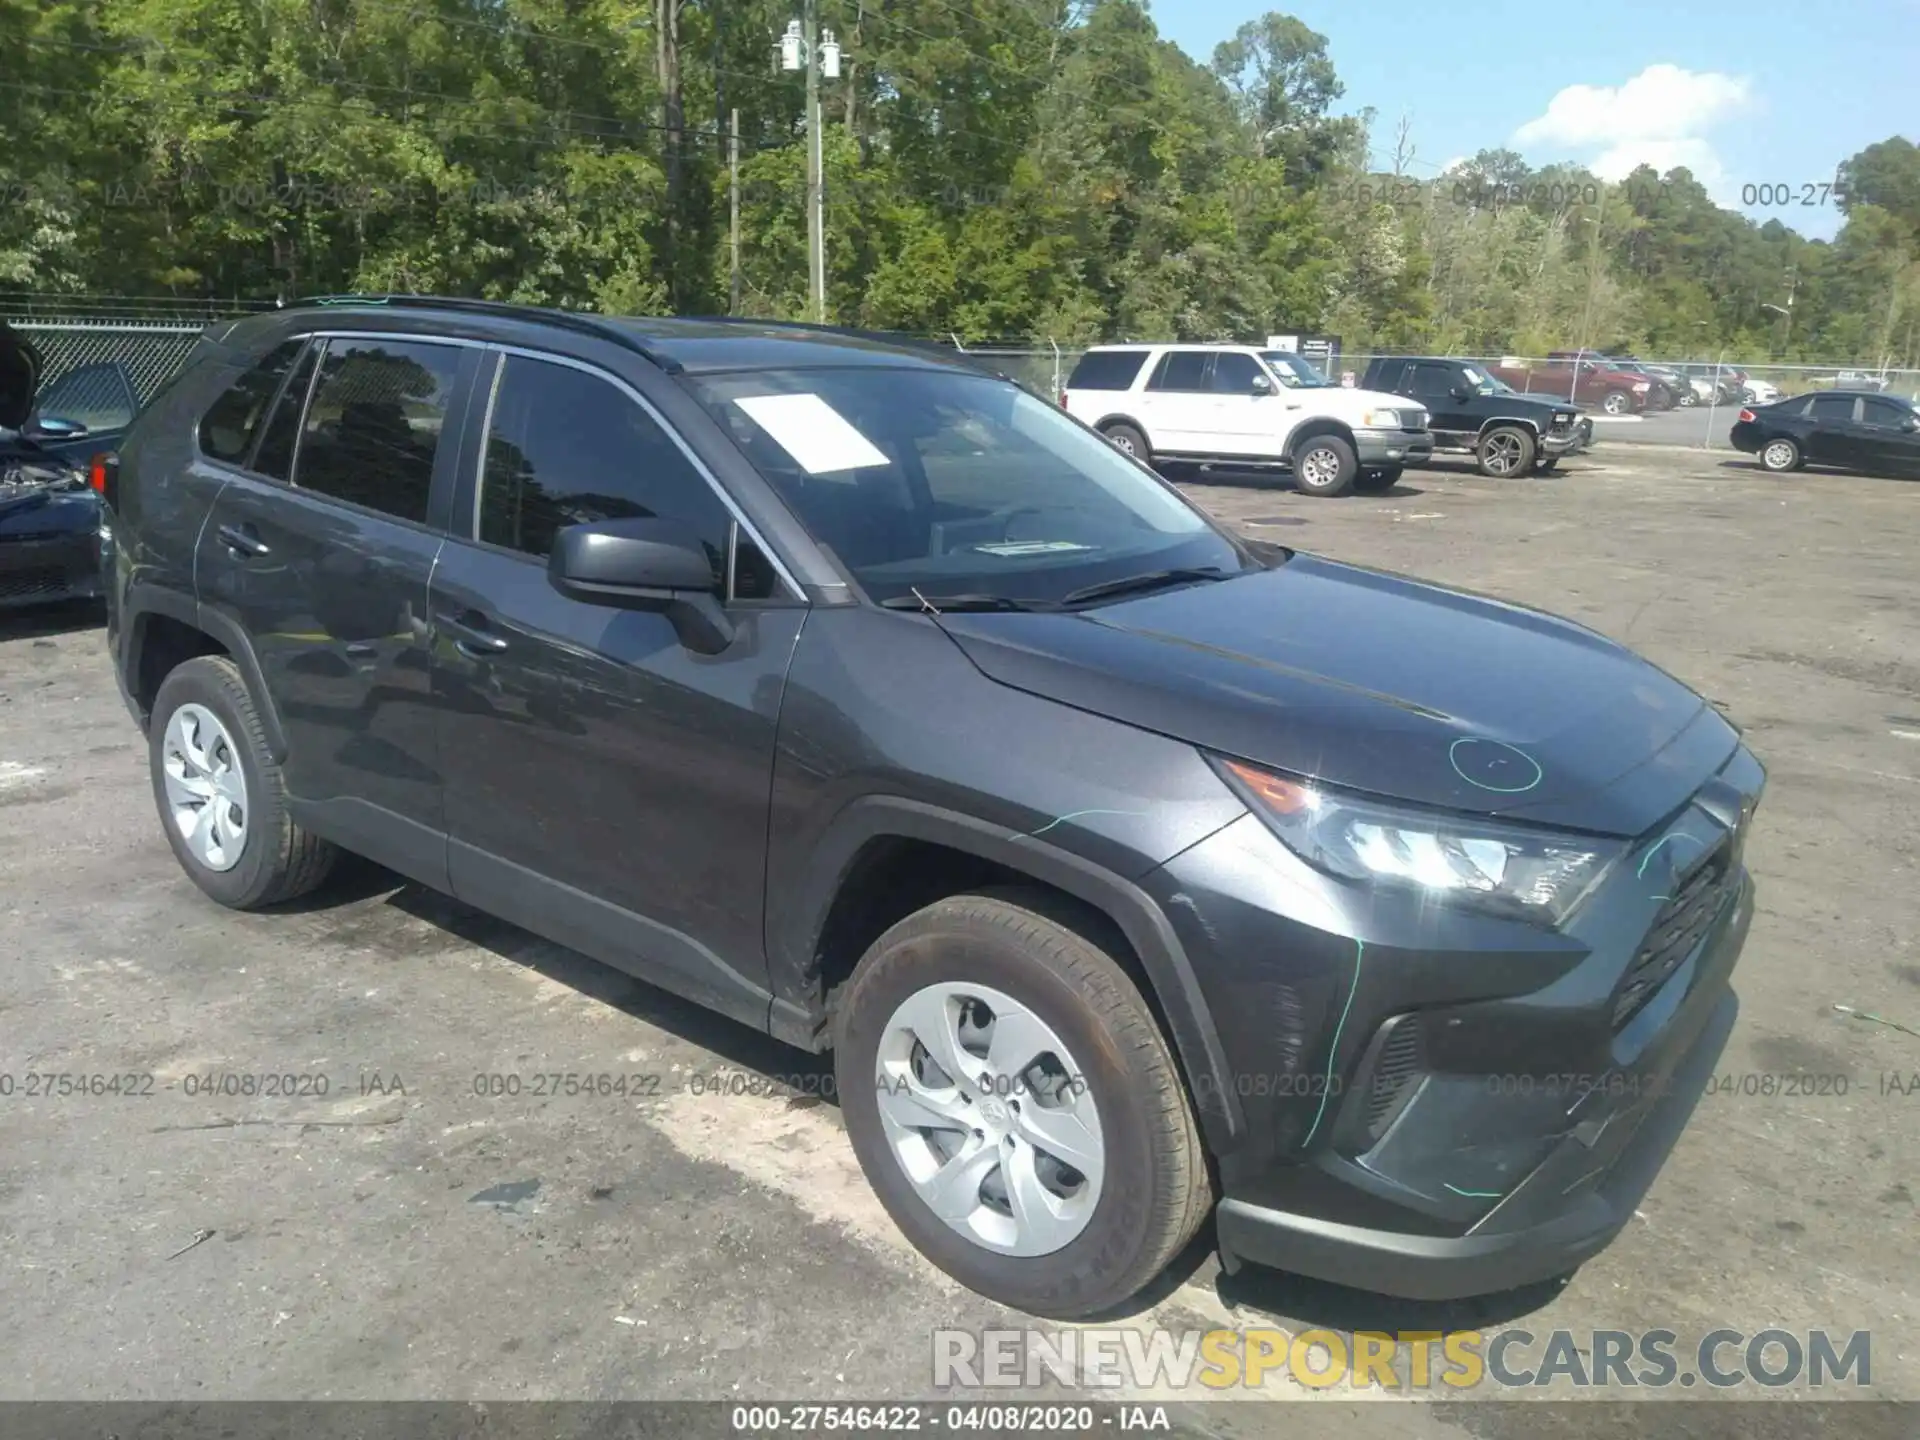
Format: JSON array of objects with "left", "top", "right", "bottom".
[
  {"left": 1259, "top": 352, "right": 1334, "bottom": 388},
  {"left": 686, "top": 366, "right": 1256, "bottom": 605}
]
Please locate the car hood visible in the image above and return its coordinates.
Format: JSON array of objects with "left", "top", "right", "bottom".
[{"left": 937, "top": 556, "right": 1737, "bottom": 838}]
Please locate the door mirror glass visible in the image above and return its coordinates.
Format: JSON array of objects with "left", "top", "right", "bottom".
[
  {"left": 1250, "top": 372, "right": 1274, "bottom": 396},
  {"left": 22, "top": 414, "right": 87, "bottom": 441},
  {"left": 1450, "top": 384, "right": 1473, "bottom": 401}
]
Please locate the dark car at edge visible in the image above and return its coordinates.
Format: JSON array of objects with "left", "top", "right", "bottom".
[
  {"left": 2, "top": 318, "right": 144, "bottom": 612},
  {"left": 103, "top": 297, "right": 1764, "bottom": 1318},
  {"left": 1730, "top": 389, "right": 1920, "bottom": 477}
]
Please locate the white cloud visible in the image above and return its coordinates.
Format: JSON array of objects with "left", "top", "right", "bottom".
[{"left": 1512, "top": 64, "right": 1752, "bottom": 203}]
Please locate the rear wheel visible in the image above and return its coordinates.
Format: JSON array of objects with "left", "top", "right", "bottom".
[
  {"left": 1291, "top": 434, "right": 1358, "bottom": 497},
  {"left": 834, "top": 890, "right": 1212, "bottom": 1319},
  {"left": 148, "top": 655, "right": 338, "bottom": 909},
  {"left": 1760, "top": 437, "right": 1803, "bottom": 473},
  {"left": 1100, "top": 422, "right": 1151, "bottom": 466},
  {"left": 1354, "top": 466, "right": 1402, "bottom": 493},
  {"left": 1477, "top": 425, "right": 1536, "bottom": 477}
]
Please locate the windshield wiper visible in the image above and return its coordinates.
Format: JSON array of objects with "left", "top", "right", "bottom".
[
  {"left": 1059, "top": 567, "right": 1230, "bottom": 608},
  {"left": 879, "top": 592, "right": 1059, "bottom": 614}
]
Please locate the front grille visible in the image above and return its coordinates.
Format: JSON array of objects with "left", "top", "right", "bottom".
[
  {"left": 1363, "top": 1016, "right": 1425, "bottom": 1143},
  {"left": 1614, "top": 844, "right": 1735, "bottom": 1029},
  {"left": 0, "top": 567, "right": 72, "bottom": 601}
]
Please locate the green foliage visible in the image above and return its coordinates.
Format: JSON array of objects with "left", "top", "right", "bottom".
[{"left": 0, "top": 0, "right": 1911, "bottom": 364}]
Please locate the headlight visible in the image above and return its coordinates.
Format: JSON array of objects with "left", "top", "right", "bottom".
[
  {"left": 1213, "top": 758, "right": 1623, "bottom": 926},
  {"left": 1632, "top": 381, "right": 1650, "bottom": 391},
  {"left": 1360, "top": 407, "right": 1407, "bottom": 428}
]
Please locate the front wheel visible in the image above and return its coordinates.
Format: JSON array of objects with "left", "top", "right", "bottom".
[
  {"left": 1760, "top": 437, "right": 1803, "bottom": 473},
  {"left": 1291, "top": 434, "right": 1358, "bottom": 497},
  {"left": 1601, "top": 389, "right": 1632, "bottom": 416},
  {"left": 834, "top": 891, "right": 1212, "bottom": 1319},
  {"left": 1477, "top": 425, "right": 1537, "bottom": 477}
]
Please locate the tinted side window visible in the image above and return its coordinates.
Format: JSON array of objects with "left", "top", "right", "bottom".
[
  {"left": 478, "top": 355, "right": 732, "bottom": 589},
  {"left": 1066, "top": 350, "right": 1149, "bottom": 391},
  {"left": 1863, "top": 397, "right": 1914, "bottom": 427},
  {"left": 252, "top": 342, "right": 317, "bottom": 482},
  {"left": 1209, "top": 353, "right": 1263, "bottom": 393},
  {"left": 1148, "top": 351, "right": 1210, "bottom": 392},
  {"left": 1408, "top": 362, "right": 1457, "bottom": 397},
  {"left": 197, "top": 340, "right": 304, "bottom": 463},
  {"left": 293, "top": 339, "right": 462, "bottom": 524},
  {"left": 35, "top": 362, "right": 139, "bottom": 432},
  {"left": 1810, "top": 394, "right": 1857, "bottom": 423}
]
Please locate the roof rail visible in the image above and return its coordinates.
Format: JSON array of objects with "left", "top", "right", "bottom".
[
  {"left": 676, "top": 315, "right": 1012, "bottom": 378},
  {"left": 289, "top": 293, "right": 683, "bottom": 373}
]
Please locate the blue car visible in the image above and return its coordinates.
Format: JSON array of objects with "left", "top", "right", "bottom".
[{"left": 1, "top": 320, "right": 140, "bottom": 612}]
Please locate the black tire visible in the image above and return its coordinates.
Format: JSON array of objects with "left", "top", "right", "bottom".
[
  {"left": 1290, "top": 433, "right": 1358, "bottom": 497},
  {"left": 1533, "top": 455, "right": 1560, "bottom": 475},
  {"left": 1601, "top": 389, "right": 1633, "bottom": 416},
  {"left": 148, "top": 655, "right": 338, "bottom": 909},
  {"left": 1354, "top": 466, "right": 1402, "bottom": 493},
  {"left": 1759, "top": 437, "right": 1803, "bottom": 473},
  {"left": 834, "top": 889, "right": 1212, "bottom": 1319},
  {"left": 1100, "top": 422, "right": 1151, "bottom": 466},
  {"left": 1476, "top": 425, "right": 1537, "bottom": 477}
]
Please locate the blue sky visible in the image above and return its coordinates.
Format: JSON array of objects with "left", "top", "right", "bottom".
[{"left": 1150, "top": 0, "right": 1919, "bottom": 240}]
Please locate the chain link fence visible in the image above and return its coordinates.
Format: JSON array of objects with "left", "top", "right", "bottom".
[{"left": 13, "top": 321, "right": 210, "bottom": 408}]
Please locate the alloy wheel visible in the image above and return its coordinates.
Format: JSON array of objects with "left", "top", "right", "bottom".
[
  {"left": 873, "top": 981, "right": 1105, "bottom": 1257},
  {"left": 161, "top": 702, "right": 249, "bottom": 872},
  {"left": 1762, "top": 440, "right": 1796, "bottom": 471},
  {"left": 1299, "top": 445, "right": 1341, "bottom": 488},
  {"left": 1482, "top": 431, "right": 1525, "bottom": 474}
]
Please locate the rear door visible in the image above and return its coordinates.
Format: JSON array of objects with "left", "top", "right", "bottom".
[
  {"left": 429, "top": 347, "right": 806, "bottom": 1028},
  {"left": 1803, "top": 393, "right": 1862, "bottom": 466},
  {"left": 1857, "top": 396, "right": 1920, "bottom": 477},
  {"left": 1137, "top": 349, "right": 1216, "bottom": 452},
  {"left": 196, "top": 332, "right": 478, "bottom": 888}
]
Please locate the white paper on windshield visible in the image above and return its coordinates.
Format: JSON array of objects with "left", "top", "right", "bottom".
[
  {"left": 733, "top": 392, "right": 890, "bottom": 474},
  {"left": 971, "top": 540, "right": 1094, "bottom": 556}
]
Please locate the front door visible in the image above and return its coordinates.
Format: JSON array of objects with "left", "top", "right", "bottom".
[
  {"left": 1205, "top": 352, "right": 1288, "bottom": 458},
  {"left": 1803, "top": 393, "right": 1863, "bottom": 466},
  {"left": 1857, "top": 396, "right": 1920, "bottom": 477},
  {"left": 431, "top": 350, "right": 803, "bottom": 1027},
  {"left": 1408, "top": 360, "right": 1475, "bottom": 443},
  {"left": 196, "top": 334, "right": 474, "bottom": 888}
]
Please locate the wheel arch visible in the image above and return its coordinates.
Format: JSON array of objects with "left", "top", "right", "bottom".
[
  {"left": 1477, "top": 415, "right": 1542, "bottom": 439},
  {"left": 1090, "top": 412, "right": 1151, "bottom": 445},
  {"left": 1286, "top": 418, "right": 1357, "bottom": 460},
  {"left": 123, "top": 582, "right": 288, "bottom": 760},
  {"left": 781, "top": 795, "right": 1246, "bottom": 1154}
]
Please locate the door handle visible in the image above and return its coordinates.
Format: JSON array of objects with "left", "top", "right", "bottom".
[
  {"left": 217, "top": 523, "right": 271, "bottom": 558},
  {"left": 434, "top": 609, "right": 509, "bottom": 656}
]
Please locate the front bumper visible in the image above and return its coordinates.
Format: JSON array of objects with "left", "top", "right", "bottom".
[
  {"left": 0, "top": 498, "right": 105, "bottom": 611},
  {"left": 1145, "top": 744, "right": 1763, "bottom": 1299},
  {"left": 1540, "top": 426, "right": 1581, "bottom": 457},
  {"left": 1352, "top": 427, "right": 1434, "bottom": 467}
]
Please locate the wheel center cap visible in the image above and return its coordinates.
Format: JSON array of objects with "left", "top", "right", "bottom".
[{"left": 977, "top": 1095, "right": 1009, "bottom": 1128}]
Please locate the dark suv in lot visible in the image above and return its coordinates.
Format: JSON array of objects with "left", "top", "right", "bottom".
[
  {"left": 1361, "top": 356, "right": 1587, "bottom": 476},
  {"left": 105, "top": 297, "right": 1762, "bottom": 1319}
]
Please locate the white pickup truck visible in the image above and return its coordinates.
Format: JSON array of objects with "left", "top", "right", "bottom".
[{"left": 1061, "top": 343, "right": 1433, "bottom": 497}]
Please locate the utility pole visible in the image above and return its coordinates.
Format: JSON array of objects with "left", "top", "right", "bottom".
[
  {"left": 729, "top": 107, "right": 742, "bottom": 315},
  {"left": 782, "top": 10, "right": 842, "bottom": 323}
]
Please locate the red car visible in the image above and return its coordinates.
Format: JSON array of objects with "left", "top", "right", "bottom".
[{"left": 1489, "top": 355, "right": 1653, "bottom": 415}]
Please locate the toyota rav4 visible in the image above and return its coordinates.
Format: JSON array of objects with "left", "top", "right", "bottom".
[{"left": 105, "top": 298, "right": 1760, "bottom": 1320}]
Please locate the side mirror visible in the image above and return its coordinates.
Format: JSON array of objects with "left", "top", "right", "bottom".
[
  {"left": 1250, "top": 373, "right": 1274, "bottom": 396},
  {"left": 1449, "top": 384, "right": 1473, "bottom": 401},
  {"left": 23, "top": 414, "right": 87, "bottom": 441},
  {"left": 549, "top": 516, "right": 733, "bottom": 654}
]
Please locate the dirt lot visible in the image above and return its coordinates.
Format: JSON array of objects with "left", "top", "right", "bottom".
[{"left": 1, "top": 445, "right": 1915, "bottom": 1425}]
